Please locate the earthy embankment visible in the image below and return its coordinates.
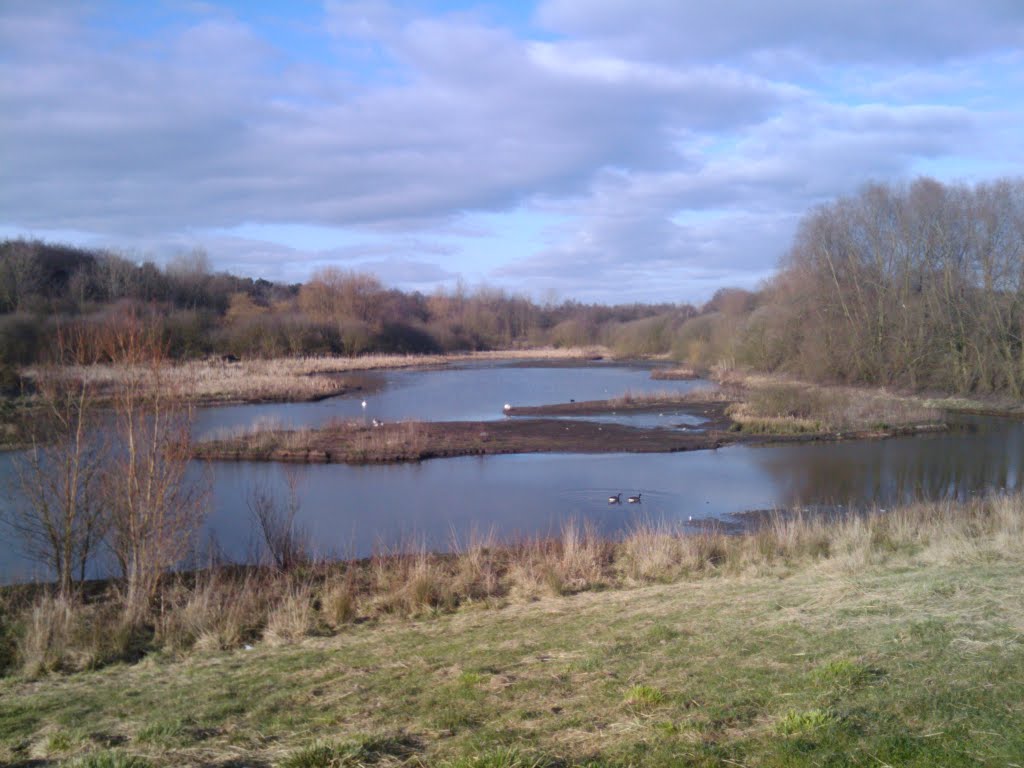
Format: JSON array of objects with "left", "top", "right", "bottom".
[{"left": 2, "top": 495, "right": 1022, "bottom": 766}]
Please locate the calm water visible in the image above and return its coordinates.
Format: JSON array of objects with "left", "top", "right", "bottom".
[
  {"left": 193, "top": 360, "right": 706, "bottom": 437},
  {"left": 3, "top": 362, "right": 1022, "bottom": 582}
]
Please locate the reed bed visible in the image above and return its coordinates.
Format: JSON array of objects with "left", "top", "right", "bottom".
[
  {"left": 607, "top": 387, "right": 732, "bottom": 407},
  {"left": 715, "top": 370, "right": 943, "bottom": 433},
  {"left": 3, "top": 492, "right": 1022, "bottom": 679},
  {"left": 24, "top": 348, "right": 610, "bottom": 406}
]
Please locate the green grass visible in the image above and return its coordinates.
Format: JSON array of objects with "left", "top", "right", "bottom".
[{"left": 2, "top": 512, "right": 1023, "bottom": 766}]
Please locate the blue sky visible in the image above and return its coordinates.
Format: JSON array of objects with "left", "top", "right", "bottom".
[{"left": 2, "top": 1, "right": 1023, "bottom": 303}]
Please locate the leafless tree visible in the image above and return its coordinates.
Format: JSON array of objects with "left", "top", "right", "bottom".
[
  {"left": 770, "top": 177, "right": 1024, "bottom": 395},
  {"left": 247, "top": 466, "right": 308, "bottom": 571},
  {"left": 99, "top": 312, "right": 209, "bottom": 612},
  {"left": 4, "top": 324, "right": 108, "bottom": 596}
]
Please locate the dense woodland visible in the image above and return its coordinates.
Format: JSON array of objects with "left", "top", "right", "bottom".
[{"left": 3, "top": 176, "right": 1024, "bottom": 397}]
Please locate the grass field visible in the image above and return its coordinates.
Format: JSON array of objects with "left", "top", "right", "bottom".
[{"left": 2, "top": 496, "right": 1023, "bottom": 767}]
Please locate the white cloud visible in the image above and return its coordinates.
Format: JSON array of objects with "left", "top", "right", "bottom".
[
  {"left": 536, "top": 0, "right": 1024, "bottom": 64},
  {"left": 0, "top": 1, "right": 1019, "bottom": 302}
]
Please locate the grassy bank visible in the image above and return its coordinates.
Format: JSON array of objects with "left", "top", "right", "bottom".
[
  {"left": 713, "top": 370, "right": 947, "bottom": 435},
  {"left": 2, "top": 495, "right": 1023, "bottom": 766}
]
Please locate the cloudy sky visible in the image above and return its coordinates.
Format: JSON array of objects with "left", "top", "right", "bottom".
[{"left": 2, "top": 1, "right": 1023, "bottom": 303}]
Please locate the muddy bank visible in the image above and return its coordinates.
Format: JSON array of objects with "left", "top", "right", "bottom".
[
  {"left": 194, "top": 417, "right": 738, "bottom": 464},
  {"left": 505, "top": 397, "right": 730, "bottom": 423}
]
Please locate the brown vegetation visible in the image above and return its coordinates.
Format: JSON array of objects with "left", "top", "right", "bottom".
[
  {"left": 24, "top": 347, "right": 610, "bottom": 408},
  {"left": 6, "top": 324, "right": 109, "bottom": 597},
  {"left": 3, "top": 492, "right": 1022, "bottom": 678},
  {"left": 650, "top": 365, "right": 699, "bottom": 380},
  {"left": 717, "top": 371, "right": 945, "bottom": 434}
]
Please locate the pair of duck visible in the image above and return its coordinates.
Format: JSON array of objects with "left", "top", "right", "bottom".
[{"left": 608, "top": 493, "right": 641, "bottom": 504}]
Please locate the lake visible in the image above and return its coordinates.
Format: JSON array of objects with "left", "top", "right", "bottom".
[{"left": 2, "top": 360, "right": 1022, "bottom": 582}]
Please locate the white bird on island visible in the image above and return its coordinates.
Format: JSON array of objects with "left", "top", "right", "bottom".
[{"left": 503, "top": 403, "right": 511, "bottom": 411}]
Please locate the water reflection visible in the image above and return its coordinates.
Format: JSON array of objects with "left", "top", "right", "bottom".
[{"left": 748, "top": 416, "right": 1022, "bottom": 508}]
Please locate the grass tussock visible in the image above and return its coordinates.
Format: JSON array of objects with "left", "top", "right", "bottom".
[
  {"left": 16, "top": 595, "right": 145, "bottom": 677},
  {"left": 3, "top": 494, "right": 1024, "bottom": 680}
]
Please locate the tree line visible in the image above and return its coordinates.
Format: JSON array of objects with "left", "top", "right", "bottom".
[
  {"left": 0, "top": 239, "right": 685, "bottom": 368},
  {"left": 692, "top": 177, "right": 1024, "bottom": 396}
]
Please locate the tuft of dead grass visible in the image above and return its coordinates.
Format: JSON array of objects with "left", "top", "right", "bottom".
[{"left": 264, "top": 583, "right": 317, "bottom": 646}]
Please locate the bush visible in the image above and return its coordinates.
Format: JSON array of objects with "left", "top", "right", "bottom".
[
  {"left": 373, "top": 321, "right": 442, "bottom": 354},
  {"left": 162, "top": 310, "right": 215, "bottom": 358},
  {"left": 0, "top": 313, "right": 45, "bottom": 365}
]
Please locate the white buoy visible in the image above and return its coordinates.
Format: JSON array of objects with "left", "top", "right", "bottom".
[{"left": 361, "top": 400, "right": 367, "bottom": 408}]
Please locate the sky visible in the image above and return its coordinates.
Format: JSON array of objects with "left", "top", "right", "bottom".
[{"left": 1, "top": 1, "right": 1023, "bottom": 305}]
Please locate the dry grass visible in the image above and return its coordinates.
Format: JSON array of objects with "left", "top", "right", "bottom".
[
  {"left": 5, "top": 494, "right": 1023, "bottom": 677},
  {"left": 263, "top": 584, "right": 317, "bottom": 646},
  {"left": 321, "top": 571, "right": 359, "bottom": 628},
  {"left": 650, "top": 366, "right": 699, "bottom": 380},
  {"left": 349, "top": 420, "right": 429, "bottom": 459},
  {"left": 608, "top": 387, "right": 730, "bottom": 407},
  {"left": 716, "top": 371, "right": 943, "bottom": 433},
  {"left": 16, "top": 596, "right": 142, "bottom": 677},
  {"left": 156, "top": 572, "right": 266, "bottom": 653},
  {"left": 24, "top": 347, "right": 610, "bottom": 406}
]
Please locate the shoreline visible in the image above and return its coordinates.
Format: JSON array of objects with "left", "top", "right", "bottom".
[{"left": 193, "top": 397, "right": 951, "bottom": 465}]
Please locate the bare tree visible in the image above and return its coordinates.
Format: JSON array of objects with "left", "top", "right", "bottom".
[
  {"left": 100, "top": 313, "right": 209, "bottom": 612},
  {"left": 247, "top": 466, "right": 308, "bottom": 571},
  {"left": 4, "top": 324, "right": 108, "bottom": 596}
]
